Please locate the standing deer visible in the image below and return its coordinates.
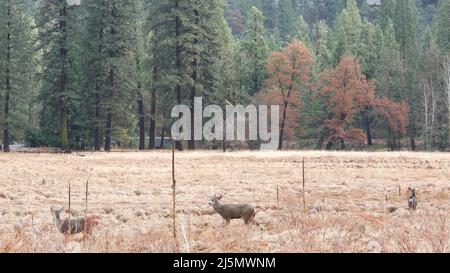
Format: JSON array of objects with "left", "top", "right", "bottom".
[
  {"left": 208, "top": 194, "right": 258, "bottom": 225},
  {"left": 51, "top": 207, "right": 100, "bottom": 235},
  {"left": 408, "top": 188, "right": 417, "bottom": 211}
]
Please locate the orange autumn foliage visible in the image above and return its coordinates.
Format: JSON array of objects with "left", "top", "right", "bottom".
[
  {"left": 259, "top": 39, "right": 313, "bottom": 149},
  {"left": 318, "top": 56, "right": 409, "bottom": 147}
]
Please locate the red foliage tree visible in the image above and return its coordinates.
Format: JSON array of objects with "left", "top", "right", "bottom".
[
  {"left": 260, "top": 39, "right": 313, "bottom": 150},
  {"left": 318, "top": 56, "right": 409, "bottom": 149}
]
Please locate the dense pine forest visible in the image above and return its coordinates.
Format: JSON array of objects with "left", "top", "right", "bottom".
[{"left": 0, "top": 0, "right": 449, "bottom": 152}]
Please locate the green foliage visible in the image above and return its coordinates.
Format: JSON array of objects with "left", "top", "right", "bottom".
[
  {"left": 240, "top": 6, "right": 268, "bottom": 95},
  {"left": 3, "top": 0, "right": 449, "bottom": 151},
  {"left": 436, "top": 0, "right": 450, "bottom": 55},
  {"left": 0, "top": 0, "right": 35, "bottom": 147}
]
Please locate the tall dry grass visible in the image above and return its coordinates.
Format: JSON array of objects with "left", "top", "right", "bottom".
[{"left": 0, "top": 151, "right": 449, "bottom": 252}]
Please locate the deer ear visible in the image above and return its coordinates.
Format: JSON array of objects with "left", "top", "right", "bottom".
[{"left": 216, "top": 193, "right": 223, "bottom": 200}]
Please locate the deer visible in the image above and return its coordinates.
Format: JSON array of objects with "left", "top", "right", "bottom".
[
  {"left": 51, "top": 207, "right": 100, "bottom": 235},
  {"left": 408, "top": 188, "right": 417, "bottom": 212},
  {"left": 208, "top": 193, "right": 258, "bottom": 225}
]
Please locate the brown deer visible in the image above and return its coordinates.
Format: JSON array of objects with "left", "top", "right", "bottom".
[
  {"left": 208, "top": 194, "right": 258, "bottom": 225},
  {"left": 408, "top": 188, "right": 418, "bottom": 212},
  {"left": 51, "top": 207, "right": 100, "bottom": 235}
]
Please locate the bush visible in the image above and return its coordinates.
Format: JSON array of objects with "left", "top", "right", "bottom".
[{"left": 25, "top": 129, "right": 46, "bottom": 148}]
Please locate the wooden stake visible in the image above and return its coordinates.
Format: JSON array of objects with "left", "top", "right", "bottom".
[
  {"left": 84, "top": 180, "right": 89, "bottom": 242},
  {"left": 66, "top": 182, "right": 71, "bottom": 243},
  {"left": 68, "top": 182, "right": 71, "bottom": 218},
  {"left": 172, "top": 140, "right": 178, "bottom": 249},
  {"left": 302, "top": 158, "right": 305, "bottom": 191},
  {"left": 276, "top": 184, "right": 279, "bottom": 209},
  {"left": 302, "top": 158, "right": 306, "bottom": 213},
  {"left": 85, "top": 180, "right": 89, "bottom": 214}
]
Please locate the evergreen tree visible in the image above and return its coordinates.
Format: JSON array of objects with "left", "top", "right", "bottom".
[
  {"left": 374, "top": 20, "right": 406, "bottom": 150},
  {"left": 436, "top": 0, "right": 450, "bottom": 55},
  {"left": 379, "top": 0, "right": 397, "bottom": 30},
  {"left": 393, "top": 0, "right": 420, "bottom": 150},
  {"left": 101, "top": 0, "right": 136, "bottom": 152},
  {"left": 241, "top": 6, "right": 268, "bottom": 95},
  {"left": 296, "top": 16, "right": 311, "bottom": 47},
  {"left": 332, "top": 0, "right": 363, "bottom": 66},
  {"left": 0, "top": 0, "right": 34, "bottom": 152},
  {"left": 36, "top": 0, "right": 73, "bottom": 148},
  {"left": 82, "top": 0, "right": 107, "bottom": 150}
]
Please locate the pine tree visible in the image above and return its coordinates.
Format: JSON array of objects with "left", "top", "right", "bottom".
[
  {"left": 131, "top": 0, "right": 147, "bottom": 150},
  {"left": 36, "top": 0, "right": 72, "bottom": 148},
  {"left": 83, "top": 0, "right": 106, "bottom": 150},
  {"left": 150, "top": 0, "right": 230, "bottom": 150},
  {"left": 296, "top": 16, "right": 311, "bottom": 47},
  {"left": 102, "top": 0, "right": 136, "bottom": 152},
  {"left": 0, "top": 0, "right": 34, "bottom": 152},
  {"left": 379, "top": 0, "right": 397, "bottom": 30},
  {"left": 393, "top": 0, "right": 420, "bottom": 150},
  {"left": 374, "top": 21, "right": 406, "bottom": 150},
  {"left": 277, "top": 0, "right": 299, "bottom": 44},
  {"left": 332, "top": 0, "right": 363, "bottom": 66},
  {"left": 436, "top": 0, "right": 450, "bottom": 55},
  {"left": 241, "top": 6, "right": 268, "bottom": 95},
  {"left": 313, "top": 20, "right": 332, "bottom": 72}
]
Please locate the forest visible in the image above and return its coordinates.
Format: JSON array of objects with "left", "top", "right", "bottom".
[{"left": 0, "top": 0, "right": 449, "bottom": 152}]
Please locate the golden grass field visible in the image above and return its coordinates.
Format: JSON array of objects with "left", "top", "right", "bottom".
[{"left": 0, "top": 150, "right": 449, "bottom": 253}]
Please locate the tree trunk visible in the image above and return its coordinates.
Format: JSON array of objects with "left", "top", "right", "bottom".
[
  {"left": 409, "top": 124, "right": 416, "bottom": 151},
  {"left": 94, "top": 21, "right": 103, "bottom": 151},
  {"left": 104, "top": 65, "right": 114, "bottom": 152},
  {"left": 316, "top": 130, "right": 327, "bottom": 150},
  {"left": 94, "top": 80, "right": 101, "bottom": 151},
  {"left": 362, "top": 109, "right": 373, "bottom": 146},
  {"left": 278, "top": 101, "right": 289, "bottom": 150},
  {"left": 252, "top": 22, "right": 259, "bottom": 94},
  {"left": 104, "top": 112, "right": 112, "bottom": 152},
  {"left": 444, "top": 57, "right": 450, "bottom": 149},
  {"left": 326, "top": 141, "right": 333, "bottom": 150},
  {"left": 174, "top": 1, "right": 183, "bottom": 151},
  {"left": 188, "top": 9, "right": 199, "bottom": 150},
  {"left": 104, "top": 4, "right": 117, "bottom": 152},
  {"left": 149, "top": 65, "right": 157, "bottom": 149},
  {"left": 2, "top": 1, "right": 11, "bottom": 153},
  {"left": 136, "top": 58, "right": 145, "bottom": 150},
  {"left": 160, "top": 125, "right": 165, "bottom": 148},
  {"left": 340, "top": 137, "right": 345, "bottom": 150},
  {"left": 138, "top": 91, "right": 145, "bottom": 150},
  {"left": 59, "top": 2, "right": 69, "bottom": 149}
]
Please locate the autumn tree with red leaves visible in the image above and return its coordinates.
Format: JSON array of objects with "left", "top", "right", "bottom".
[
  {"left": 318, "top": 56, "right": 409, "bottom": 150},
  {"left": 260, "top": 39, "right": 313, "bottom": 150}
]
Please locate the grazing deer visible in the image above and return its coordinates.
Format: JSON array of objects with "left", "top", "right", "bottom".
[
  {"left": 51, "top": 207, "right": 100, "bottom": 235},
  {"left": 208, "top": 193, "right": 258, "bottom": 225},
  {"left": 408, "top": 188, "right": 417, "bottom": 211}
]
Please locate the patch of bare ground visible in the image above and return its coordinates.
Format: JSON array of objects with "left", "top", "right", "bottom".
[{"left": 0, "top": 151, "right": 449, "bottom": 252}]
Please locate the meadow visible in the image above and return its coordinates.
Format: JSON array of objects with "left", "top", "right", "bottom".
[{"left": 0, "top": 151, "right": 449, "bottom": 253}]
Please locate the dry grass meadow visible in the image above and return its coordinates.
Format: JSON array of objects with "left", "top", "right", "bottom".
[{"left": 0, "top": 150, "right": 449, "bottom": 253}]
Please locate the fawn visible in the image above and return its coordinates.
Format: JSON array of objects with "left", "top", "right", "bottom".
[
  {"left": 208, "top": 193, "right": 258, "bottom": 225},
  {"left": 408, "top": 188, "right": 417, "bottom": 211},
  {"left": 51, "top": 207, "right": 100, "bottom": 235}
]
